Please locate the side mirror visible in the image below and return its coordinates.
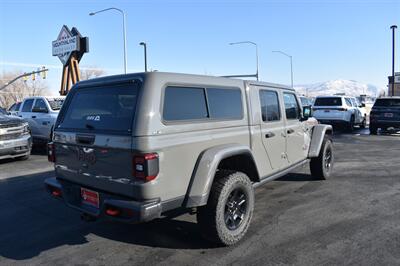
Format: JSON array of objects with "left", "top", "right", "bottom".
[
  {"left": 32, "top": 106, "right": 48, "bottom": 113},
  {"left": 300, "top": 106, "right": 312, "bottom": 121}
]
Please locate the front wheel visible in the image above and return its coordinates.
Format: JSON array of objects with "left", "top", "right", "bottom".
[
  {"left": 197, "top": 170, "right": 254, "bottom": 246},
  {"left": 310, "top": 137, "right": 333, "bottom": 180}
]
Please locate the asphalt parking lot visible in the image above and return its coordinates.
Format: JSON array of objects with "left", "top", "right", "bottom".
[{"left": 0, "top": 129, "right": 399, "bottom": 266}]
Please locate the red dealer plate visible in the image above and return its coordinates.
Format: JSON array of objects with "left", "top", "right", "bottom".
[{"left": 81, "top": 188, "right": 99, "bottom": 208}]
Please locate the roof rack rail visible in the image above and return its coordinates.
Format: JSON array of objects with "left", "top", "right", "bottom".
[{"left": 220, "top": 74, "right": 258, "bottom": 79}]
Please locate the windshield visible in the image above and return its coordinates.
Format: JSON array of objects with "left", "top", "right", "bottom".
[
  {"left": 58, "top": 83, "right": 140, "bottom": 133},
  {"left": 374, "top": 98, "right": 400, "bottom": 107},
  {"left": 47, "top": 98, "right": 65, "bottom": 110},
  {"left": 314, "top": 97, "right": 342, "bottom": 106}
]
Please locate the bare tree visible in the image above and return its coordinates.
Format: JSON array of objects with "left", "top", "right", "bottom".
[
  {"left": 0, "top": 71, "right": 49, "bottom": 108},
  {"left": 80, "top": 67, "right": 105, "bottom": 80}
]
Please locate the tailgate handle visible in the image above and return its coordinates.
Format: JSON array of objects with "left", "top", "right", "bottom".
[{"left": 76, "top": 134, "right": 95, "bottom": 145}]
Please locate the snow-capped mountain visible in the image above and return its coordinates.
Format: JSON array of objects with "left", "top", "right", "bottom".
[{"left": 295, "top": 79, "right": 384, "bottom": 97}]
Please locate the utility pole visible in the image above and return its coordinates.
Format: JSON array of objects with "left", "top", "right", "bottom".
[{"left": 390, "top": 25, "right": 397, "bottom": 96}]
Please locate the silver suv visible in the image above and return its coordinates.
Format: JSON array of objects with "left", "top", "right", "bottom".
[{"left": 45, "top": 72, "right": 333, "bottom": 245}]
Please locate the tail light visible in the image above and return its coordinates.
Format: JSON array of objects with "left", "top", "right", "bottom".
[
  {"left": 132, "top": 153, "right": 159, "bottom": 182},
  {"left": 47, "top": 142, "right": 56, "bottom": 162}
]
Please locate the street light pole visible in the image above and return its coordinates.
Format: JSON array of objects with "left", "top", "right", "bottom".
[
  {"left": 139, "top": 42, "right": 148, "bottom": 72},
  {"left": 390, "top": 25, "right": 397, "bottom": 96},
  {"left": 229, "top": 41, "right": 259, "bottom": 81},
  {"left": 90, "top": 7, "right": 128, "bottom": 74},
  {"left": 272, "top": 50, "right": 293, "bottom": 88}
]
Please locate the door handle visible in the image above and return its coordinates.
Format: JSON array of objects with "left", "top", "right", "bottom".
[
  {"left": 265, "top": 132, "right": 275, "bottom": 138},
  {"left": 32, "top": 116, "right": 37, "bottom": 119},
  {"left": 287, "top": 129, "right": 295, "bottom": 134}
]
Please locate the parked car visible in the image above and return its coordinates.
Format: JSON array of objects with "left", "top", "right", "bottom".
[
  {"left": 313, "top": 95, "right": 366, "bottom": 131},
  {"left": 369, "top": 97, "right": 400, "bottom": 134},
  {"left": 17, "top": 96, "right": 65, "bottom": 143},
  {"left": 8, "top": 102, "right": 22, "bottom": 116},
  {"left": 45, "top": 72, "right": 333, "bottom": 246},
  {"left": 0, "top": 111, "right": 32, "bottom": 160}
]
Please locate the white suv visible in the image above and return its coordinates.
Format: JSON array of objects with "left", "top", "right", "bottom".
[{"left": 313, "top": 96, "right": 366, "bottom": 131}]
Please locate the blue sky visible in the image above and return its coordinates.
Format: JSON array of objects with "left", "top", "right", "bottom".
[{"left": 1, "top": 0, "right": 399, "bottom": 95}]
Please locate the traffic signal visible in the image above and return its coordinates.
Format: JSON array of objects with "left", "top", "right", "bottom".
[
  {"left": 31, "top": 73, "right": 36, "bottom": 81},
  {"left": 23, "top": 73, "right": 28, "bottom": 82},
  {"left": 41, "top": 66, "right": 47, "bottom": 79}
]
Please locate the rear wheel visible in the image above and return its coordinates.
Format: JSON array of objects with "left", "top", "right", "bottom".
[
  {"left": 197, "top": 170, "right": 254, "bottom": 246},
  {"left": 346, "top": 116, "right": 355, "bottom": 132},
  {"left": 310, "top": 137, "right": 333, "bottom": 180}
]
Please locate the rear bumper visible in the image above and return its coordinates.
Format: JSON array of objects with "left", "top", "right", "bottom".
[
  {"left": 316, "top": 119, "right": 349, "bottom": 126},
  {"left": 0, "top": 135, "right": 32, "bottom": 160},
  {"left": 370, "top": 120, "right": 400, "bottom": 129},
  {"left": 45, "top": 177, "right": 162, "bottom": 223}
]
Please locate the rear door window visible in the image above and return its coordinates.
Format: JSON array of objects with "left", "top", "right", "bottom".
[
  {"left": 314, "top": 97, "right": 342, "bottom": 106},
  {"left": 21, "top": 99, "right": 34, "bottom": 112},
  {"left": 33, "top": 99, "right": 47, "bottom": 110},
  {"left": 345, "top": 98, "right": 353, "bottom": 107},
  {"left": 260, "top": 90, "right": 281, "bottom": 122},
  {"left": 58, "top": 83, "right": 139, "bottom": 133}
]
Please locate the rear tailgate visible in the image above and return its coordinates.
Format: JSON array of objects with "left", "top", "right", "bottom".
[
  {"left": 313, "top": 97, "right": 346, "bottom": 120},
  {"left": 53, "top": 81, "right": 141, "bottom": 198}
]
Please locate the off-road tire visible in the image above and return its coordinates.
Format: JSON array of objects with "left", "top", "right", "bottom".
[
  {"left": 197, "top": 170, "right": 254, "bottom": 246},
  {"left": 310, "top": 137, "right": 333, "bottom": 180}
]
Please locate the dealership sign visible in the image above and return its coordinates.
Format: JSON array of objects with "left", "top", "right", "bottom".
[{"left": 52, "top": 26, "right": 80, "bottom": 65}]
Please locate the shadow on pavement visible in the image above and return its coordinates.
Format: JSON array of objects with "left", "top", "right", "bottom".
[{"left": 0, "top": 171, "right": 215, "bottom": 261}]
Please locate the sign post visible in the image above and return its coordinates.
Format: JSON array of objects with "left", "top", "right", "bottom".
[{"left": 52, "top": 25, "right": 89, "bottom": 95}]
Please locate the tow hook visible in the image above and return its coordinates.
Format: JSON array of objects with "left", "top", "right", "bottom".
[{"left": 81, "top": 213, "right": 97, "bottom": 222}]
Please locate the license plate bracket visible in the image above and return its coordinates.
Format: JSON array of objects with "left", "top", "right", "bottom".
[
  {"left": 384, "top": 113, "right": 394, "bottom": 118},
  {"left": 81, "top": 188, "right": 99, "bottom": 208}
]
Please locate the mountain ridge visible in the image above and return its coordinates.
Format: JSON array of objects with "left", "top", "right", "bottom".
[{"left": 294, "top": 79, "right": 384, "bottom": 97}]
